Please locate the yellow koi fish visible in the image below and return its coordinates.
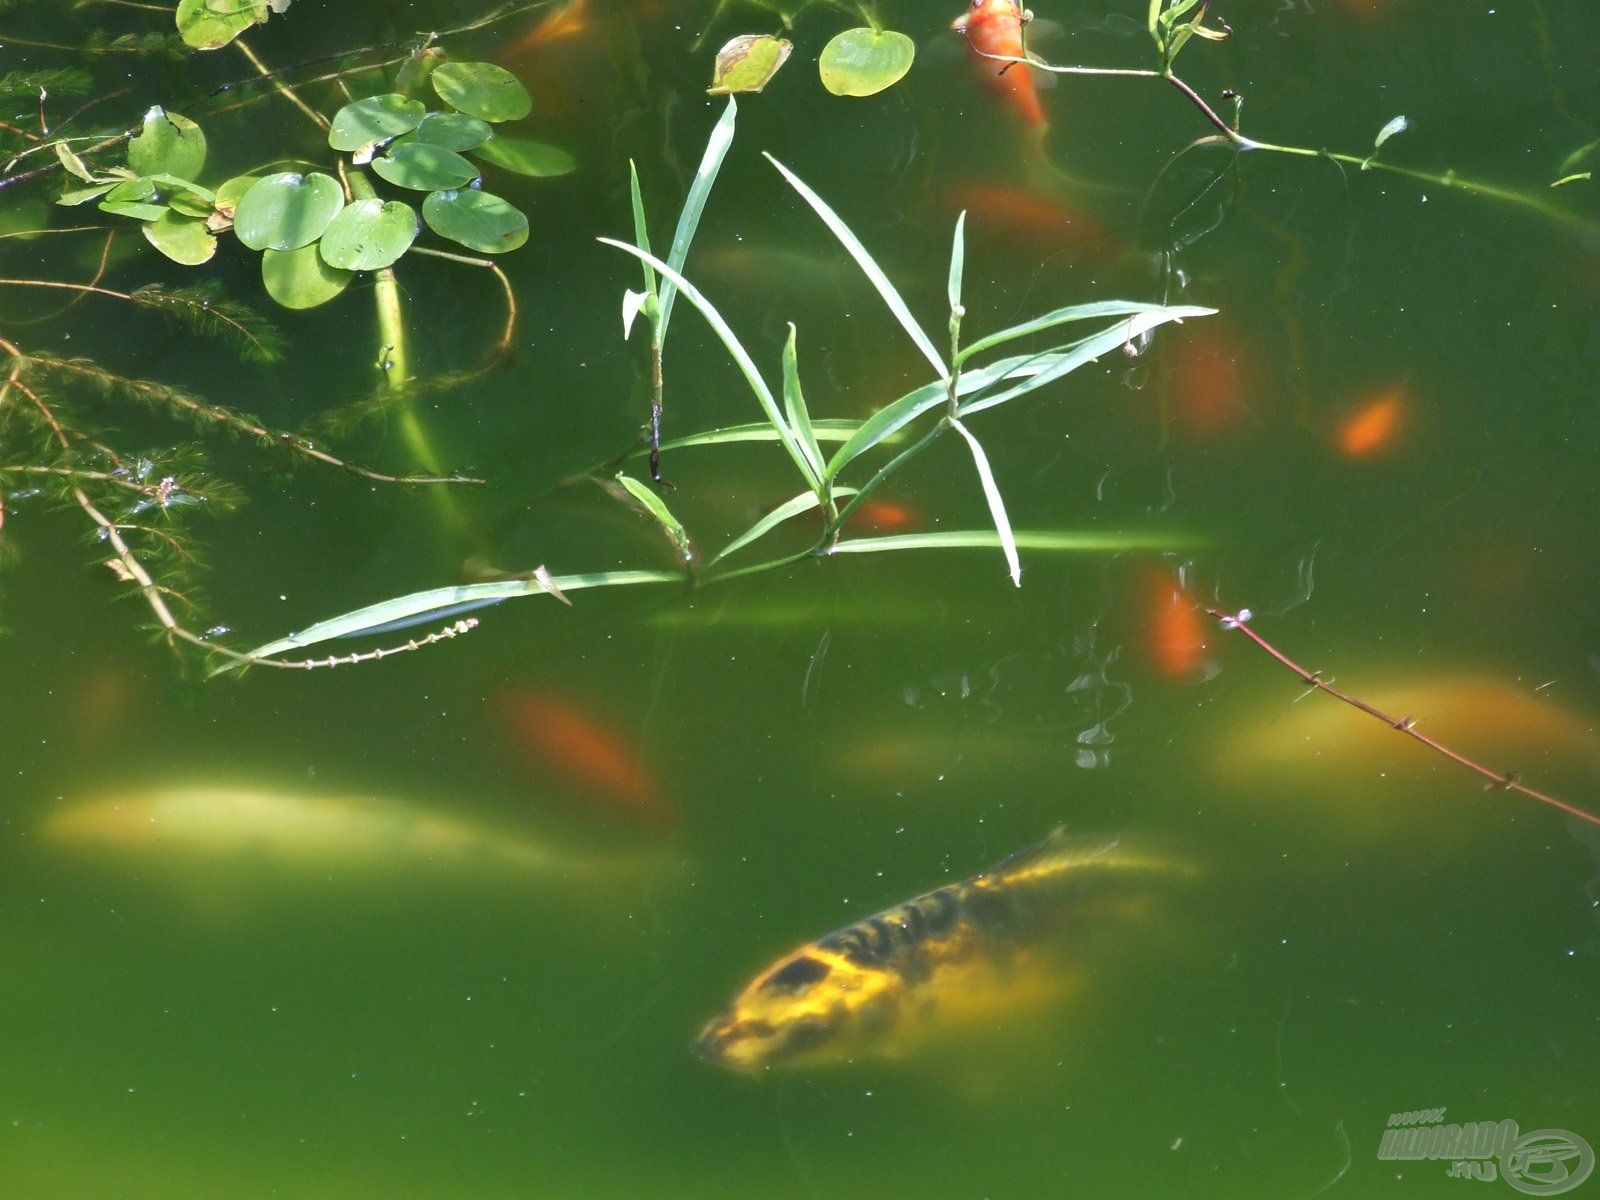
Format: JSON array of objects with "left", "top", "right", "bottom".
[{"left": 695, "top": 828, "right": 1186, "bottom": 1071}]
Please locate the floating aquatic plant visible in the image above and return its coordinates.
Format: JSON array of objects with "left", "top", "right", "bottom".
[{"left": 226, "top": 97, "right": 1209, "bottom": 670}]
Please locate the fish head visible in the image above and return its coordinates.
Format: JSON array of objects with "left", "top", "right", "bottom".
[
  {"left": 693, "top": 948, "right": 902, "bottom": 1072},
  {"left": 952, "top": 0, "right": 1024, "bottom": 34}
]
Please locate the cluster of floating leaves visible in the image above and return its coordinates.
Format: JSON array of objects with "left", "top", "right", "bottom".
[
  {"left": 709, "top": 27, "right": 915, "bottom": 98},
  {"left": 55, "top": 62, "right": 573, "bottom": 309}
]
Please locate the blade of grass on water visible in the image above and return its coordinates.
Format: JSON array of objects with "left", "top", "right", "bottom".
[
  {"left": 956, "top": 301, "right": 1213, "bottom": 366},
  {"left": 645, "top": 418, "right": 864, "bottom": 455},
  {"left": 709, "top": 486, "right": 858, "bottom": 567},
  {"left": 231, "top": 569, "right": 684, "bottom": 666},
  {"left": 598, "top": 237, "right": 819, "bottom": 488},
  {"left": 781, "top": 323, "right": 824, "bottom": 483},
  {"left": 949, "top": 417, "right": 1021, "bottom": 587},
  {"left": 617, "top": 471, "right": 695, "bottom": 562},
  {"left": 627, "top": 160, "right": 657, "bottom": 305},
  {"left": 658, "top": 96, "right": 736, "bottom": 340},
  {"left": 764, "top": 152, "right": 948, "bottom": 379},
  {"left": 947, "top": 211, "right": 965, "bottom": 316},
  {"left": 828, "top": 530, "right": 1198, "bottom": 554}
]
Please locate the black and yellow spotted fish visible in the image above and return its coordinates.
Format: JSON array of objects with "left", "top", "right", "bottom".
[{"left": 694, "top": 827, "right": 1187, "bottom": 1071}]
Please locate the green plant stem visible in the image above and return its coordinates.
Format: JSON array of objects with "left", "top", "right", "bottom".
[{"left": 970, "top": 42, "right": 1589, "bottom": 238}]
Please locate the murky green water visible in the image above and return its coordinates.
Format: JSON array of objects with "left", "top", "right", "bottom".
[{"left": 4, "top": 1, "right": 1599, "bottom": 1196}]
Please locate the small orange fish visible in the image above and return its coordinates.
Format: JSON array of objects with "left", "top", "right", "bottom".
[
  {"left": 946, "top": 183, "right": 1111, "bottom": 258},
  {"left": 952, "top": 0, "right": 1046, "bottom": 127},
  {"left": 1168, "top": 327, "right": 1248, "bottom": 437},
  {"left": 854, "top": 498, "right": 921, "bottom": 533},
  {"left": 1143, "top": 569, "right": 1207, "bottom": 679},
  {"left": 497, "top": 0, "right": 589, "bottom": 61},
  {"left": 494, "top": 691, "right": 678, "bottom": 830},
  {"left": 1337, "top": 389, "right": 1403, "bottom": 458}
]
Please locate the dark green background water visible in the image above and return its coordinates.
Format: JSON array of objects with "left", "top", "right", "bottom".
[{"left": 3, "top": 1, "right": 1599, "bottom": 1196}]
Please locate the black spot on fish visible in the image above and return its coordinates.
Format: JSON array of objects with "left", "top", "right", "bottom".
[
  {"left": 761, "top": 955, "right": 830, "bottom": 992},
  {"left": 821, "top": 928, "right": 887, "bottom": 968},
  {"left": 782, "top": 1016, "right": 833, "bottom": 1056},
  {"left": 919, "top": 888, "right": 960, "bottom": 935}
]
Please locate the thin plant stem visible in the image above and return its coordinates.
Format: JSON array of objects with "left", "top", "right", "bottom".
[
  {"left": 235, "top": 37, "right": 332, "bottom": 132},
  {"left": 1205, "top": 607, "right": 1600, "bottom": 830}
]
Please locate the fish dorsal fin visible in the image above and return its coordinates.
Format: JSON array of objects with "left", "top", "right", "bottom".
[{"left": 978, "top": 826, "right": 1122, "bottom": 886}]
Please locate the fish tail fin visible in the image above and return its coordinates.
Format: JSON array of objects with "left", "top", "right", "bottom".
[{"left": 982, "top": 826, "right": 1197, "bottom": 887}]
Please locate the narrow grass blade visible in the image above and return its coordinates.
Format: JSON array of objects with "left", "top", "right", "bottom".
[
  {"left": 626, "top": 159, "right": 657, "bottom": 302},
  {"left": 709, "top": 485, "right": 858, "bottom": 567},
  {"left": 598, "top": 237, "right": 817, "bottom": 487},
  {"left": 764, "top": 152, "right": 947, "bottom": 378},
  {"left": 829, "top": 530, "right": 1197, "bottom": 554},
  {"left": 949, "top": 417, "right": 1020, "bottom": 586},
  {"left": 947, "top": 211, "right": 966, "bottom": 315},
  {"left": 235, "top": 570, "right": 683, "bottom": 663},
  {"left": 617, "top": 471, "right": 695, "bottom": 562},
  {"left": 648, "top": 418, "right": 864, "bottom": 454},
  {"left": 781, "top": 323, "right": 824, "bottom": 482},
  {"left": 825, "top": 350, "right": 1048, "bottom": 480},
  {"left": 959, "top": 311, "right": 1202, "bottom": 418},
  {"left": 957, "top": 301, "right": 1212, "bottom": 366},
  {"left": 659, "top": 96, "right": 736, "bottom": 339}
]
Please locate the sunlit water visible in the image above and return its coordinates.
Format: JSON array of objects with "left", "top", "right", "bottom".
[{"left": 3, "top": 1, "right": 1599, "bottom": 1197}]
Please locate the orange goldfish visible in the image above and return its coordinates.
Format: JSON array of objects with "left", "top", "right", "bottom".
[
  {"left": 1142, "top": 568, "right": 1207, "bottom": 679},
  {"left": 497, "top": 0, "right": 589, "bottom": 61},
  {"left": 1168, "top": 327, "right": 1248, "bottom": 437},
  {"left": 853, "top": 498, "right": 921, "bottom": 533},
  {"left": 1337, "top": 388, "right": 1403, "bottom": 458},
  {"left": 947, "top": 183, "right": 1111, "bottom": 258},
  {"left": 952, "top": 0, "right": 1046, "bottom": 127},
  {"left": 494, "top": 691, "right": 678, "bottom": 830}
]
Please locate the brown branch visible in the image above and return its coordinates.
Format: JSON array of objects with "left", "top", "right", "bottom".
[{"left": 1205, "top": 607, "right": 1600, "bottom": 830}]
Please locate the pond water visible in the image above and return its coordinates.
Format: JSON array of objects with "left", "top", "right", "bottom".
[{"left": 3, "top": 1, "right": 1599, "bottom": 1197}]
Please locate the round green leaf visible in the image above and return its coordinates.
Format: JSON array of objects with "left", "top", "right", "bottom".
[
  {"left": 421, "top": 189, "right": 528, "bottom": 254},
  {"left": 215, "top": 174, "right": 259, "bottom": 209},
  {"left": 473, "top": 135, "right": 575, "bottom": 177},
  {"left": 127, "top": 108, "right": 207, "bottom": 181},
  {"left": 262, "top": 244, "right": 353, "bottom": 309},
  {"left": 328, "top": 94, "right": 427, "bottom": 154},
  {"left": 708, "top": 34, "right": 793, "bottom": 95},
  {"left": 233, "top": 172, "right": 344, "bottom": 251},
  {"left": 818, "top": 27, "right": 915, "bottom": 97},
  {"left": 318, "top": 199, "right": 418, "bottom": 271},
  {"left": 176, "top": 0, "right": 266, "bottom": 50},
  {"left": 399, "top": 112, "right": 492, "bottom": 152},
  {"left": 371, "top": 143, "right": 481, "bottom": 191},
  {"left": 430, "top": 61, "right": 532, "bottom": 123},
  {"left": 142, "top": 211, "right": 217, "bottom": 265}
]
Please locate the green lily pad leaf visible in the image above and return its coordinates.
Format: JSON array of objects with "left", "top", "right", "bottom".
[
  {"left": 233, "top": 171, "right": 344, "bottom": 251},
  {"left": 421, "top": 188, "right": 528, "bottom": 254},
  {"left": 167, "top": 189, "right": 215, "bottom": 218},
  {"left": 318, "top": 198, "right": 418, "bottom": 270},
  {"left": 431, "top": 61, "right": 532, "bottom": 123},
  {"left": 818, "top": 27, "right": 915, "bottom": 97},
  {"left": 175, "top": 0, "right": 267, "bottom": 50},
  {"left": 216, "top": 174, "right": 258, "bottom": 208},
  {"left": 58, "top": 181, "right": 117, "bottom": 206},
  {"left": 127, "top": 108, "right": 207, "bottom": 180},
  {"left": 708, "top": 34, "right": 793, "bottom": 95},
  {"left": 472, "top": 135, "right": 575, "bottom": 177},
  {"left": 142, "top": 210, "right": 217, "bottom": 265},
  {"left": 371, "top": 142, "right": 480, "bottom": 191},
  {"left": 99, "top": 176, "right": 165, "bottom": 221},
  {"left": 398, "top": 111, "right": 492, "bottom": 152},
  {"left": 262, "top": 244, "right": 353, "bottom": 309},
  {"left": 328, "top": 94, "right": 427, "bottom": 155}
]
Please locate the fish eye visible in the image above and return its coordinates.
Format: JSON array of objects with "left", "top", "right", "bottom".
[{"left": 760, "top": 955, "right": 831, "bottom": 992}]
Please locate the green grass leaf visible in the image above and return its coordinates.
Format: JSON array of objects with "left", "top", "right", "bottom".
[
  {"left": 781, "top": 323, "right": 824, "bottom": 484},
  {"left": 709, "top": 486, "right": 857, "bottom": 567},
  {"left": 828, "top": 529, "right": 1198, "bottom": 554},
  {"left": 948, "top": 417, "right": 1019, "bottom": 586},
  {"left": 616, "top": 472, "right": 695, "bottom": 562},
  {"left": 957, "top": 300, "right": 1212, "bottom": 366},
  {"left": 658, "top": 96, "right": 736, "bottom": 340},
  {"left": 765, "top": 152, "right": 946, "bottom": 379}
]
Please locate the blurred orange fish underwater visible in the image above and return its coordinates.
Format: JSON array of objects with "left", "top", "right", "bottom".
[
  {"left": 952, "top": 0, "right": 1047, "bottom": 126},
  {"left": 1336, "top": 388, "right": 1404, "bottom": 458},
  {"left": 1166, "top": 326, "right": 1250, "bottom": 437},
  {"left": 493, "top": 691, "right": 679, "bottom": 830},
  {"left": 497, "top": 0, "right": 589, "bottom": 61},
  {"left": 1140, "top": 568, "right": 1209, "bottom": 680},
  {"left": 947, "top": 183, "right": 1113, "bottom": 259}
]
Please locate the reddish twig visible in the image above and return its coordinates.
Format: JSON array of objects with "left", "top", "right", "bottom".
[{"left": 1205, "top": 607, "right": 1600, "bottom": 830}]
